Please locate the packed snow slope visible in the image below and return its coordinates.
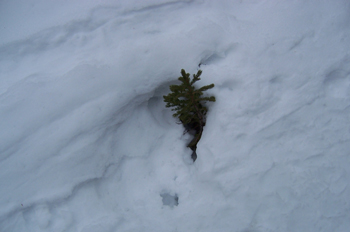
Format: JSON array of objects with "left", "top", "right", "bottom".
[{"left": 1, "top": 0, "right": 350, "bottom": 231}]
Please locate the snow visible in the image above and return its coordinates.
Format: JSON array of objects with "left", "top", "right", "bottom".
[{"left": 1, "top": 0, "right": 350, "bottom": 231}]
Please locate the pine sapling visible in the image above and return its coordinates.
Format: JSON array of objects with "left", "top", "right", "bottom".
[{"left": 163, "top": 69, "right": 215, "bottom": 162}]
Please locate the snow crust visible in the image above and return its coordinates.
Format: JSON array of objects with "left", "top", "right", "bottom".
[{"left": 1, "top": 0, "right": 350, "bottom": 231}]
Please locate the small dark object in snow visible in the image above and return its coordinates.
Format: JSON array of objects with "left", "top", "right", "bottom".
[{"left": 160, "top": 193, "right": 179, "bottom": 207}]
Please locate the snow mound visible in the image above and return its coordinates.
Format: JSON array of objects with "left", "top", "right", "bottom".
[{"left": 1, "top": 0, "right": 350, "bottom": 231}]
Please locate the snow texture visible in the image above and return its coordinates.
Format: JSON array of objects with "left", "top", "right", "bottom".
[{"left": 1, "top": 0, "right": 350, "bottom": 231}]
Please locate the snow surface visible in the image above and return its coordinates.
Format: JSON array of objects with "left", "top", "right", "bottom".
[{"left": 1, "top": 0, "right": 350, "bottom": 231}]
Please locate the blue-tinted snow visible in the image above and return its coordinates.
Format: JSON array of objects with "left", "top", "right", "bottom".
[{"left": 0, "top": 0, "right": 349, "bottom": 231}]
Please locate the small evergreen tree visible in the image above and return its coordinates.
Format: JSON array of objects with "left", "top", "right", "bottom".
[{"left": 163, "top": 69, "right": 215, "bottom": 162}]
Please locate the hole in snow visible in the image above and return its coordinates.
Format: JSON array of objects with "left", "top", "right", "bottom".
[{"left": 160, "top": 193, "right": 178, "bottom": 207}]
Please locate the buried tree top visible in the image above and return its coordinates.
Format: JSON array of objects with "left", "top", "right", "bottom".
[{"left": 163, "top": 69, "right": 215, "bottom": 161}]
